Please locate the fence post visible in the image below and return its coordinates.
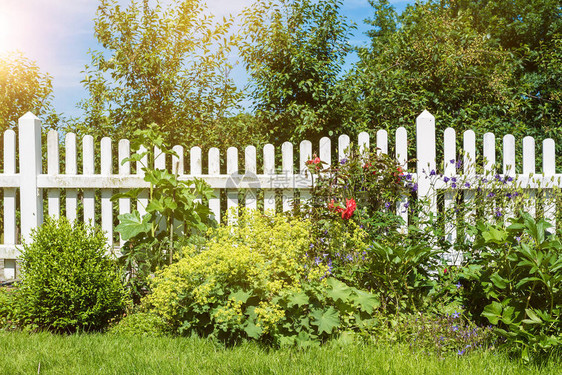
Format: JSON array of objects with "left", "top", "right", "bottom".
[
  {"left": 18, "top": 112, "right": 43, "bottom": 243},
  {"left": 416, "top": 110, "right": 436, "bottom": 222}
]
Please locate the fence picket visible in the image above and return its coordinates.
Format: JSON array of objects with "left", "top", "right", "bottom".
[
  {"left": 3, "top": 130, "right": 16, "bottom": 245},
  {"left": 543, "top": 138, "right": 557, "bottom": 231},
  {"left": 483, "top": 132, "right": 496, "bottom": 221},
  {"left": 65, "top": 133, "right": 77, "bottom": 223},
  {"left": 208, "top": 148, "right": 220, "bottom": 222},
  {"left": 299, "top": 140, "right": 312, "bottom": 206},
  {"left": 503, "top": 134, "right": 516, "bottom": 220},
  {"left": 245, "top": 146, "right": 258, "bottom": 210},
  {"left": 282, "top": 142, "right": 294, "bottom": 212},
  {"left": 83, "top": 135, "right": 95, "bottom": 226},
  {"left": 118, "top": 139, "right": 131, "bottom": 246},
  {"left": 100, "top": 137, "right": 113, "bottom": 247},
  {"left": 263, "top": 144, "right": 275, "bottom": 212},
  {"left": 396, "top": 127, "right": 408, "bottom": 233},
  {"left": 443, "top": 128, "right": 456, "bottom": 251},
  {"left": 376, "top": 129, "right": 388, "bottom": 154},
  {"left": 416, "top": 111, "right": 437, "bottom": 224},
  {"left": 339, "top": 134, "right": 350, "bottom": 161},
  {"left": 136, "top": 146, "right": 148, "bottom": 216},
  {"left": 523, "top": 136, "right": 536, "bottom": 218},
  {"left": 47, "top": 130, "right": 60, "bottom": 219}
]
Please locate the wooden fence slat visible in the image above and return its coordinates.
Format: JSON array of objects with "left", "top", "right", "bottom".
[
  {"left": 396, "top": 127, "right": 408, "bottom": 233},
  {"left": 523, "top": 136, "right": 536, "bottom": 218},
  {"left": 503, "top": 134, "right": 516, "bottom": 220},
  {"left": 319, "top": 137, "right": 331, "bottom": 165},
  {"left": 543, "top": 138, "right": 557, "bottom": 231},
  {"left": 483, "top": 132, "right": 496, "bottom": 221},
  {"left": 3, "top": 130, "right": 16, "bottom": 245},
  {"left": 376, "top": 129, "right": 388, "bottom": 154},
  {"left": 416, "top": 111, "right": 436, "bottom": 224},
  {"left": 3, "top": 130, "right": 17, "bottom": 278},
  {"left": 208, "top": 147, "right": 221, "bottom": 222},
  {"left": 339, "top": 134, "right": 350, "bottom": 161},
  {"left": 299, "top": 140, "right": 312, "bottom": 206},
  {"left": 172, "top": 145, "right": 184, "bottom": 175},
  {"left": 282, "top": 142, "right": 294, "bottom": 212},
  {"left": 462, "top": 130, "right": 476, "bottom": 262},
  {"left": 227, "top": 147, "right": 239, "bottom": 223},
  {"left": 101, "top": 137, "right": 113, "bottom": 248},
  {"left": 83, "top": 135, "right": 95, "bottom": 225},
  {"left": 118, "top": 139, "right": 131, "bottom": 247},
  {"left": 245, "top": 145, "right": 257, "bottom": 210},
  {"left": 65, "top": 133, "right": 77, "bottom": 223},
  {"left": 190, "top": 147, "right": 202, "bottom": 175},
  {"left": 357, "top": 132, "right": 369, "bottom": 156},
  {"left": 47, "top": 130, "right": 60, "bottom": 219},
  {"left": 136, "top": 146, "right": 148, "bottom": 216},
  {"left": 443, "top": 128, "right": 456, "bottom": 249},
  {"left": 263, "top": 144, "right": 275, "bottom": 213}
]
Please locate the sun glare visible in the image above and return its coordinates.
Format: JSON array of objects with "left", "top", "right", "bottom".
[{"left": 0, "top": 8, "right": 16, "bottom": 54}]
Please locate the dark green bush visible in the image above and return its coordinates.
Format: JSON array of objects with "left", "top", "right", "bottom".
[
  {"left": 461, "top": 212, "right": 562, "bottom": 360},
  {"left": 17, "top": 217, "right": 128, "bottom": 332}
]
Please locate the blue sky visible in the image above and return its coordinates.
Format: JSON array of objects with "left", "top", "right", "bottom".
[{"left": 0, "top": 0, "right": 411, "bottom": 119}]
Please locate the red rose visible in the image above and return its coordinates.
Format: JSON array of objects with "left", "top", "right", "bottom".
[{"left": 341, "top": 198, "right": 356, "bottom": 220}]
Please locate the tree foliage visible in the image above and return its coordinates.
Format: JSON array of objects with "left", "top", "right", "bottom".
[
  {"left": 75, "top": 0, "right": 245, "bottom": 149},
  {"left": 0, "top": 52, "right": 58, "bottom": 131},
  {"left": 240, "top": 0, "right": 353, "bottom": 144},
  {"left": 343, "top": 0, "right": 561, "bottom": 166}
]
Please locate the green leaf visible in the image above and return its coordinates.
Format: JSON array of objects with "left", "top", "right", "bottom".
[
  {"left": 482, "top": 301, "right": 503, "bottom": 325},
  {"left": 287, "top": 291, "right": 309, "bottom": 308},
  {"left": 326, "top": 278, "right": 352, "bottom": 302},
  {"left": 310, "top": 307, "right": 340, "bottom": 335},
  {"left": 522, "top": 309, "right": 543, "bottom": 325},
  {"left": 490, "top": 273, "right": 509, "bottom": 289},
  {"left": 115, "top": 212, "right": 152, "bottom": 241},
  {"left": 244, "top": 320, "right": 263, "bottom": 339},
  {"left": 229, "top": 289, "right": 251, "bottom": 304},
  {"left": 351, "top": 289, "right": 380, "bottom": 313}
]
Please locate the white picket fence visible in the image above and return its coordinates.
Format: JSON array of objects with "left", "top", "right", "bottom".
[{"left": 0, "top": 110, "right": 561, "bottom": 279}]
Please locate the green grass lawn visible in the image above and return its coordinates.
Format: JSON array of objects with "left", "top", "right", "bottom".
[{"left": 1, "top": 332, "right": 561, "bottom": 375}]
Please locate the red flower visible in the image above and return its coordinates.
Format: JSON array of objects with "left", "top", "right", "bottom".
[
  {"left": 443, "top": 268, "right": 448, "bottom": 274},
  {"left": 306, "top": 156, "right": 322, "bottom": 165},
  {"left": 341, "top": 198, "right": 356, "bottom": 220}
]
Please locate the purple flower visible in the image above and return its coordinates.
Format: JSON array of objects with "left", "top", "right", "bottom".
[
  {"left": 340, "top": 158, "right": 347, "bottom": 165},
  {"left": 496, "top": 210, "right": 502, "bottom": 217},
  {"left": 464, "top": 182, "right": 470, "bottom": 188},
  {"left": 455, "top": 283, "right": 462, "bottom": 290},
  {"left": 385, "top": 202, "right": 391, "bottom": 209},
  {"left": 487, "top": 192, "right": 495, "bottom": 198},
  {"left": 429, "top": 169, "right": 436, "bottom": 176},
  {"left": 444, "top": 176, "right": 450, "bottom": 183},
  {"left": 450, "top": 159, "right": 455, "bottom": 164},
  {"left": 411, "top": 183, "right": 418, "bottom": 192},
  {"left": 481, "top": 178, "right": 488, "bottom": 183},
  {"left": 404, "top": 201, "right": 410, "bottom": 208},
  {"left": 451, "top": 183, "right": 457, "bottom": 188},
  {"left": 506, "top": 193, "right": 512, "bottom": 199},
  {"left": 495, "top": 174, "right": 501, "bottom": 180},
  {"left": 456, "top": 160, "right": 463, "bottom": 169},
  {"left": 405, "top": 173, "right": 412, "bottom": 180},
  {"left": 507, "top": 176, "right": 513, "bottom": 182},
  {"left": 451, "top": 177, "right": 457, "bottom": 182}
]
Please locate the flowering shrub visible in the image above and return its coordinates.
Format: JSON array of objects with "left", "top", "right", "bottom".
[{"left": 147, "top": 209, "right": 380, "bottom": 346}]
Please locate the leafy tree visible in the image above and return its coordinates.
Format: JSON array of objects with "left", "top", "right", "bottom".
[
  {"left": 75, "top": 0, "right": 245, "bottom": 149},
  {"left": 347, "top": 2, "right": 521, "bottom": 137},
  {"left": 0, "top": 52, "right": 58, "bottom": 131},
  {"left": 345, "top": 0, "right": 561, "bottom": 168},
  {"left": 240, "top": 0, "right": 354, "bottom": 144}
]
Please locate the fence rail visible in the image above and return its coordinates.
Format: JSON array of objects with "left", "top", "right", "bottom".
[{"left": 1, "top": 110, "right": 560, "bottom": 280}]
